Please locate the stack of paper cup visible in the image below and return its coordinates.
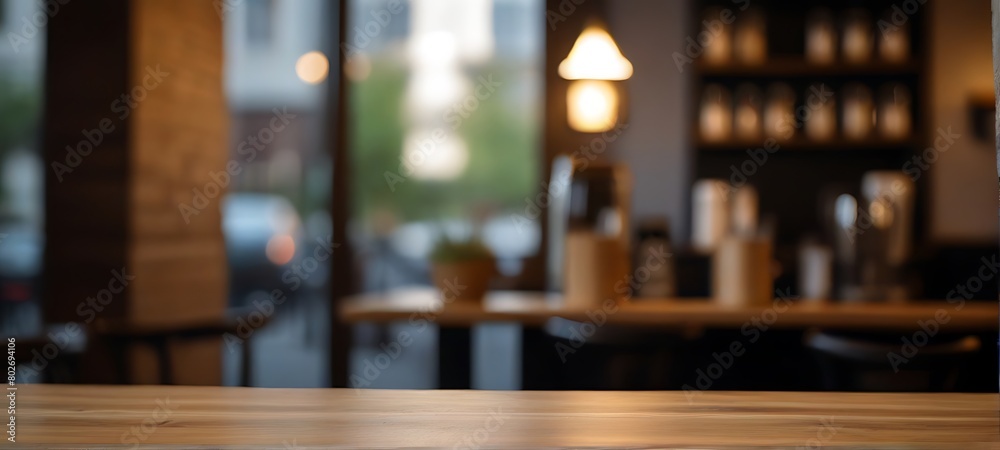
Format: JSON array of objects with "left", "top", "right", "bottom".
[
  {"left": 713, "top": 236, "right": 774, "bottom": 307},
  {"left": 564, "top": 230, "right": 630, "bottom": 309}
]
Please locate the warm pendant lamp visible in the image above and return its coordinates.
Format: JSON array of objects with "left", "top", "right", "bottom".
[{"left": 559, "top": 24, "right": 632, "bottom": 132}]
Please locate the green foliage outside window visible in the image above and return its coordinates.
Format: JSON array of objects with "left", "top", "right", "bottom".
[{"left": 349, "top": 59, "right": 539, "bottom": 224}]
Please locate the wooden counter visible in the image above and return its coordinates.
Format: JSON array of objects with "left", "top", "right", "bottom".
[
  {"left": 341, "top": 288, "right": 998, "bottom": 331},
  {"left": 341, "top": 289, "right": 997, "bottom": 388},
  {"left": 15, "top": 384, "right": 999, "bottom": 448}
]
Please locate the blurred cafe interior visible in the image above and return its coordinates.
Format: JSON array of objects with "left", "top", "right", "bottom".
[{"left": 1, "top": 0, "right": 997, "bottom": 395}]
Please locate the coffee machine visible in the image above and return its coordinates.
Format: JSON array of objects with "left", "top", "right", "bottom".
[{"left": 546, "top": 155, "right": 633, "bottom": 307}]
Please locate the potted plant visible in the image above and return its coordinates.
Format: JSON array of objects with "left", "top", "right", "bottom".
[{"left": 429, "top": 237, "right": 495, "bottom": 303}]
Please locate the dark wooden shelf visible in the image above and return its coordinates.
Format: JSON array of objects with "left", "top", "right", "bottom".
[
  {"left": 695, "top": 136, "right": 922, "bottom": 151},
  {"left": 688, "top": 0, "right": 930, "bottom": 259},
  {"left": 696, "top": 59, "right": 920, "bottom": 78}
]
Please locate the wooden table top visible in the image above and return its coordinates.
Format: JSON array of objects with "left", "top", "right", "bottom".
[
  {"left": 340, "top": 288, "right": 998, "bottom": 331},
  {"left": 15, "top": 384, "right": 999, "bottom": 448}
]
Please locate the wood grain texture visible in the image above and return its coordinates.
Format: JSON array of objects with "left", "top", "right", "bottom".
[
  {"left": 14, "top": 385, "right": 999, "bottom": 448},
  {"left": 340, "top": 288, "right": 998, "bottom": 330}
]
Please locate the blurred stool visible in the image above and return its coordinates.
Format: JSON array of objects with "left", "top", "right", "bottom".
[
  {"left": 94, "top": 307, "right": 270, "bottom": 386},
  {"left": 804, "top": 330, "right": 980, "bottom": 391}
]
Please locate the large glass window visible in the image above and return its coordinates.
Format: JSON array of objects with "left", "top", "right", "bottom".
[
  {"left": 0, "top": 0, "right": 45, "bottom": 337},
  {"left": 222, "top": 0, "right": 333, "bottom": 387},
  {"left": 347, "top": 0, "right": 544, "bottom": 291}
]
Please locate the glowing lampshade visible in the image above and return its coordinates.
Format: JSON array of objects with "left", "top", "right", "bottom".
[
  {"left": 558, "top": 25, "right": 633, "bottom": 81},
  {"left": 567, "top": 80, "right": 618, "bottom": 133}
]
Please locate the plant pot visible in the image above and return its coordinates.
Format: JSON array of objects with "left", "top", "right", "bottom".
[{"left": 430, "top": 259, "right": 495, "bottom": 303}]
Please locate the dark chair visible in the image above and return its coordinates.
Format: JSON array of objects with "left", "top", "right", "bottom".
[
  {"left": 94, "top": 307, "right": 269, "bottom": 386},
  {"left": 804, "top": 329, "right": 981, "bottom": 392}
]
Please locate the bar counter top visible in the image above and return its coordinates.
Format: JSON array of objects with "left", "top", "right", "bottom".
[
  {"left": 341, "top": 288, "right": 997, "bottom": 331},
  {"left": 15, "top": 384, "right": 999, "bottom": 448}
]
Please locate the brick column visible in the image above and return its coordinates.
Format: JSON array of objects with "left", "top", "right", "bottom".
[{"left": 44, "top": 0, "right": 228, "bottom": 385}]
